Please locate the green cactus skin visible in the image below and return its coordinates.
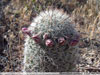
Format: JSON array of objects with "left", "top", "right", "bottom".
[{"left": 23, "top": 9, "right": 80, "bottom": 72}]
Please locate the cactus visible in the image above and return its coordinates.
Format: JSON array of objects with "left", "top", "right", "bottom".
[{"left": 22, "top": 9, "right": 80, "bottom": 72}]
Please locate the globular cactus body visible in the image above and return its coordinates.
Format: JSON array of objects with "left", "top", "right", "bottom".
[{"left": 23, "top": 9, "right": 80, "bottom": 72}]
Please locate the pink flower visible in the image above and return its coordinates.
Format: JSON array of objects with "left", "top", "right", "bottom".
[
  {"left": 32, "top": 34, "right": 40, "bottom": 43},
  {"left": 69, "top": 34, "right": 80, "bottom": 46},
  {"left": 22, "top": 27, "right": 31, "bottom": 36},
  {"left": 69, "top": 40, "right": 79, "bottom": 46},
  {"left": 45, "top": 39, "right": 54, "bottom": 47},
  {"left": 58, "top": 37, "right": 66, "bottom": 45},
  {"left": 43, "top": 33, "right": 50, "bottom": 39}
]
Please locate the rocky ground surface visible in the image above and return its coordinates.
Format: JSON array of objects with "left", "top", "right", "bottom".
[{"left": 0, "top": 0, "right": 100, "bottom": 72}]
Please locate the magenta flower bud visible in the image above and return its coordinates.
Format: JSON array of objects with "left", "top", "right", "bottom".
[
  {"left": 69, "top": 40, "right": 79, "bottom": 46},
  {"left": 45, "top": 39, "right": 54, "bottom": 47},
  {"left": 22, "top": 27, "right": 31, "bottom": 36},
  {"left": 32, "top": 34, "right": 40, "bottom": 43},
  {"left": 58, "top": 37, "right": 66, "bottom": 45},
  {"left": 69, "top": 34, "right": 80, "bottom": 46},
  {"left": 43, "top": 33, "right": 50, "bottom": 39}
]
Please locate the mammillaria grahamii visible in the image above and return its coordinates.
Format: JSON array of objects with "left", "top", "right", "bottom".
[{"left": 22, "top": 9, "right": 80, "bottom": 72}]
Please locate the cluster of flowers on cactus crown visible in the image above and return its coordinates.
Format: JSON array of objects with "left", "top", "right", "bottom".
[{"left": 22, "top": 27, "right": 80, "bottom": 47}]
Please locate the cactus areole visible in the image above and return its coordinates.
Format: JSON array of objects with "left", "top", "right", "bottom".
[{"left": 23, "top": 9, "right": 80, "bottom": 72}]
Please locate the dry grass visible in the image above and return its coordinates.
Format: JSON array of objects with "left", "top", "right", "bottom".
[
  {"left": 0, "top": 0, "right": 100, "bottom": 72},
  {"left": 72, "top": 0, "right": 100, "bottom": 39}
]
